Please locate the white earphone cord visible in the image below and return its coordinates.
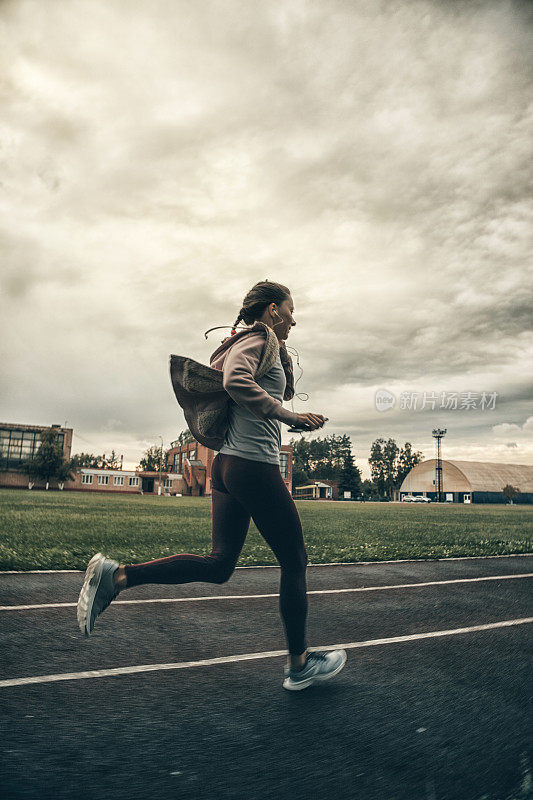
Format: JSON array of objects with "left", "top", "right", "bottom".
[{"left": 271, "top": 309, "right": 309, "bottom": 411}]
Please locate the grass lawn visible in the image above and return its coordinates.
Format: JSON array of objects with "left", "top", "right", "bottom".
[{"left": 0, "top": 488, "right": 531, "bottom": 570}]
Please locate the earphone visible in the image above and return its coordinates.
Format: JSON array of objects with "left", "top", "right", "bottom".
[
  {"left": 273, "top": 307, "right": 295, "bottom": 328},
  {"left": 272, "top": 308, "right": 328, "bottom": 433},
  {"left": 271, "top": 308, "right": 310, "bottom": 418},
  {"left": 203, "top": 308, "right": 309, "bottom": 414}
]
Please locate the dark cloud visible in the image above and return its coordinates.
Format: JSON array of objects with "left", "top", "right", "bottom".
[{"left": 0, "top": 0, "right": 531, "bottom": 474}]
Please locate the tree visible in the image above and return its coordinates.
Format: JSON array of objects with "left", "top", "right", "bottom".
[
  {"left": 368, "top": 438, "right": 388, "bottom": 498},
  {"left": 290, "top": 436, "right": 314, "bottom": 486},
  {"left": 369, "top": 437, "right": 424, "bottom": 500},
  {"left": 289, "top": 433, "right": 362, "bottom": 498},
  {"left": 70, "top": 451, "right": 124, "bottom": 469},
  {"left": 56, "top": 459, "right": 76, "bottom": 490},
  {"left": 396, "top": 442, "right": 424, "bottom": 487},
  {"left": 21, "top": 453, "right": 38, "bottom": 489},
  {"left": 70, "top": 452, "right": 101, "bottom": 468},
  {"left": 337, "top": 446, "right": 363, "bottom": 499},
  {"left": 104, "top": 449, "right": 121, "bottom": 470},
  {"left": 25, "top": 428, "right": 75, "bottom": 490},
  {"left": 502, "top": 484, "right": 520, "bottom": 504},
  {"left": 361, "top": 478, "right": 379, "bottom": 501},
  {"left": 137, "top": 445, "right": 169, "bottom": 472},
  {"left": 292, "top": 463, "right": 311, "bottom": 490},
  {"left": 175, "top": 429, "right": 195, "bottom": 445},
  {"left": 383, "top": 438, "right": 399, "bottom": 499}
]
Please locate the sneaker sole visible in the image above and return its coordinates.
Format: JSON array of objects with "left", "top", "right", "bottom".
[
  {"left": 282, "top": 650, "right": 347, "bottom": 691},
  {"left": 77, "top": 552, "right": 105, "bottom": 637}
]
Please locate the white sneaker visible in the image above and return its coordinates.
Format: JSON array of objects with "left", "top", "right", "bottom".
[
  {"left": 282, "top": 649, "right": 347, "bottom": 691},
  {"left": 77, "top": 552, "right": 120, "bottom": 637}
]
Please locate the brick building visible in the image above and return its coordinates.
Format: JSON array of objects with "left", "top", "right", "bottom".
[
  {"left": 0, "top": 422, "right": 73, "bottom": 489},
  {"left": 0, "top": 421, "right": 294, "bottom": 496},
  {"left": 64, "top": 468, "right": 182, "bottom": 495},
  {"left": 166, "top": 439, "right": 293, "bottom": 496}
]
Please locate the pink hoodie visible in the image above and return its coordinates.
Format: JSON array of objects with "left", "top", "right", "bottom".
[{"left": 209, "top": 324, "right": 300, "bottom": 427}]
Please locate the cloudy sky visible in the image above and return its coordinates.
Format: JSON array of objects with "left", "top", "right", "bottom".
[{"left": 1, "top": 0, "right": 531, "bottom": 479}]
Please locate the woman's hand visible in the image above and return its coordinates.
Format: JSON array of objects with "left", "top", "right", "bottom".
[{"left": 294, "top": 413, "right": 326, "bottom": 431}]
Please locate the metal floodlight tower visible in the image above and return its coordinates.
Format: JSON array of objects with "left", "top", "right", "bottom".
[{"left": 432, "top": 428, "right": 447, "bottom": 503}]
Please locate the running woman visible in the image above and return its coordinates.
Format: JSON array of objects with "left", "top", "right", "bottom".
[{"left": 77, "top": 280, "right": 347, "bottom": 691}]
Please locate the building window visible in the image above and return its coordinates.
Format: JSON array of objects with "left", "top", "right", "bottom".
[
  {"left": 0, "top": 429, "right": 42, "bottom": 469},
  {"left": 164, "top": 478, "right": 173, "bottom": 488},
  {"left": 81, "top": 474, "right": 93, "bottom": 484},
  {"left": 189, "top": 448, "right": 196, "bottom": 461},
  {"left": 178, "top": 453, "right": 182, "bottom": 472},
  {"left": 0, "top": 432, "right": 10, "bottom": 460},
  {"left": 0, "top": 427, "right": 66, "bottom": 471},
  {"left": 279, "top": 451, "right": 288, "bottom": 479},
  {"left": 114, "top": 476, "right": 124, "bottom": 486},
  {"left": 129, "top": 477, "right": 139, "bottom": 487},
  {"left": 97, "top": 475, "right": 109, "bottom": 485}
]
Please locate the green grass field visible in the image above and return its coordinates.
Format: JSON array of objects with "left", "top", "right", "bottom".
[{"left": 0, "top": 489, "right": 531, "bottom": 570}]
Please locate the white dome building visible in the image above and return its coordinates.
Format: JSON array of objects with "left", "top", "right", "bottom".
[{"left": 396, "top": 459, "right": 533, "bottom": 504}]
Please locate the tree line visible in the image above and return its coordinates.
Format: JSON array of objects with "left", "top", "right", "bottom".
[
  {"left": 367, "top": 438, "right": 424, "bottom": 500},
  {"left": 291, "top": 433, "right": 424, "bottom": 500},
  {"left": 16, "top": 427, "right": 422, "bottom": 498},
  {"left": 9, "top": 428, "right": 523, "bottom": 502}
]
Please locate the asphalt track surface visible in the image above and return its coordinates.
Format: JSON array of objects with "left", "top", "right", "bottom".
[{"left": 1, "top": 555, "right": 532, "bottom": 800}]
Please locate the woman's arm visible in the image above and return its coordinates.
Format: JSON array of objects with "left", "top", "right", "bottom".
[{"left": 222, "top": 332, "right": 300, "bottom": 426}]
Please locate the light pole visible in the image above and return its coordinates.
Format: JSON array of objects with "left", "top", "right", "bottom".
[
  {"left": 432, "top": 428, "right": 447, "bottom": 503},
  {"left": 158, "top": 435, "right": 163, "bottom": 496}
]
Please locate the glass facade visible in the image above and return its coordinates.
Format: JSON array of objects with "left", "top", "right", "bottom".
[{"left": 0, "top": 427, "right": 65, "bottom": 471}]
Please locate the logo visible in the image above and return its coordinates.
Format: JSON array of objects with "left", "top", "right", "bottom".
[{"left": 375, "top": 389, "right": 396, "bottom": 412}]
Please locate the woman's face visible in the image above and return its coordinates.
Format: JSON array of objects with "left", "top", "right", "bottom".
[{"left": 266, "top": 295, "right": 295, "bottom": 341}]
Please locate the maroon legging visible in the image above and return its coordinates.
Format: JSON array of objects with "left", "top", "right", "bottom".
[{"left": 124, "top": 452, "right": 309, "bottom": 655}]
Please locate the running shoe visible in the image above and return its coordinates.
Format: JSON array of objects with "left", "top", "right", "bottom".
[
  {"left": 282, "top": 649, "right": 347, "bottom": 691},
  {"left": 77, "top": 552, "right": 121, "bottom": 637}
]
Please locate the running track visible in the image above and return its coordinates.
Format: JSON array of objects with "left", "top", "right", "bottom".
[{"left": 1, "top": 555, "right": 532, "bottom": 800}]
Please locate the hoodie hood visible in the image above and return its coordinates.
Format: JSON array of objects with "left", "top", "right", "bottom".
[
  {"left": 168, "top": 320, "right": 296, "bottom": 451},
  {"left": 209, "top": 321, "right": 295, "bottom": 401}
]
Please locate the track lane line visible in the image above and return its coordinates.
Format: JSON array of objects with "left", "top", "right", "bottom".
[
  {"left": 1, "top": 617, "right": 531, "bottom": 688},
  {"left": 1, "top": 572, "right": 532, "bottom": 611},
  {"left": 1, "top": 552, "right": 532, "bottom": 574}
]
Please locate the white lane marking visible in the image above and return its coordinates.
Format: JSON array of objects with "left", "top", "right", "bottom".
[
  {"left": 1, "top": 572, "right": 532, "bottom": 611},
  {"left": 0, "top": 617, "right": 531, "bottom": 688},
  {"left": 1, "top": 552, "right": 532, "bottom": 574}
]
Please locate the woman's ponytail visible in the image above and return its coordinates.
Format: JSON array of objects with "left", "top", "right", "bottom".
[
  {"left": 204, "top": 279, "right": 290, "bottom": 339},
  {"left": 231, "top": 311, "right": 243, "bottom": 336}
]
